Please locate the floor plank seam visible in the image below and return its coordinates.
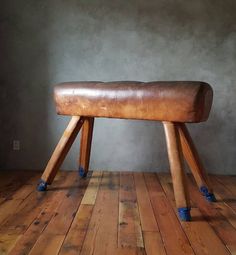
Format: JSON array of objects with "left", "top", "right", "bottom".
[
  {"left": 25, "top": 172, "right": 83, "bottom": 254},
  {"left": 132, "top": 172, "right": 145, "bottom": 249},
  {"left": 1, "top": 171, "right": 236, "bottom": 255},
  {"left": 155, "top": 173, "right": 198, "bottom": 255},
  {"left": 136, "top": 173, "right": 163, "bottom": 253},
  {"left": 158, "top": 173, "right": 205, "bottom": 255},
  {"left": 78, "top": 170, "right": 104, "bottom": 254},
  {"left": 188, "top": 175, "right": 235, "bottom": 255},
  {"left": 143, "top": 173, "right": 168, "bottom": 255},
  {"left": 59, "top": 170, "right": 101, "bottom": 255}
]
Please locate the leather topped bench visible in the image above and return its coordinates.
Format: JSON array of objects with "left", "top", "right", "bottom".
[
  {"left": 38, "top": 81, "right": 216, "bottom": 221},
  {"left": 54, "top": 81, "right": 213, "bottom": 122}
]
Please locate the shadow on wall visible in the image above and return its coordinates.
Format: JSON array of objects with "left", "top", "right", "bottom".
[{"left": 0, "top": 1, "right": 52, "bottom": 169}]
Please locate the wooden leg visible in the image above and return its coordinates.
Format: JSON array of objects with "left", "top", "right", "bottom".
[
  {"left": 163, "top": 122, "right": 191, "bottom": 221},
  {"left": 78, "top": 117, "right": 94, "bottom": 178},
  {"left": 177, "top": 123, "right": 216, "bottom": 202},
  {"left": 38, "top": 116, "right": 85, "bottom": 191}
]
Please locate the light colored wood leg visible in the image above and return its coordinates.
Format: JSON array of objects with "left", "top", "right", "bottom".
[
  {"left": 177, "top": 123, "right": 216, "bottom": 202},
  {"left": 163, "top": 121, "right": 191, "bottom": 221},
  {"left": 38, "top": 116, "right": 85, "bottom": 190},
  {"left": 78, "top": 117, "right": 94, "bottom": 177}
]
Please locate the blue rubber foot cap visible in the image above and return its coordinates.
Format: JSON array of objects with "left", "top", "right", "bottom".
[
  {"left": 200, "top": 186, "right": 217, "bottom": 202},
  {"left": 178, "top": 207, "right": 191, "bottom": 221},
  {"left": 37, "top": 180, "right": 47, "bottom": 191},
  {"left": 78, "top": 166, "right": 87, "bottom": 178},
  {"left": 206, "top": 193, "right": 217, "bottom": 202}
]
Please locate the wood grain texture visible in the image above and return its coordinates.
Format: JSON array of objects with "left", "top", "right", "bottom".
[
  {"left": 7, "top": 172, "right": 69, "bottom": 255},
  {"left": 0, "top": 172, "right": 42, "bottom": 236},
  {"left": 79, "top": 117, "right": 94, "bottom": 174},
  {"left": 41, "top": 116, "right": 84, "bottom": 184},
  {"left": 143, "top": 232, "right": 166, "bottom": 255},
  {"left": 163, "top": 122, "right": 190, "bottom": 209},
  {"left": 58, "top": 204, "right": 93, "bottom": 255},
  {"left": 134, "top": 173, "right": 158, "bottom": 232},
  {"left": 0, "top": 170, "right": 235, "bottom": 255},
  {"left": 158, "top": 173, "right": 230, "bottom": 255},
  {"left": 58, "top": 171, "right": 102, "bottom": 255},
  {"left": 0, "top": 171, "right": 40, "bottom": 205},
  {"left": 177, "top": 123, "right": 212, "bottom": 192},
  {"left": 208, "top": 176, "right": 236, "bottom": 228},
  {"left": 144, "top": 173, "right": 195, "bottom": 255},
  {"left": 81, "top": 171, "right": 102, "bottom": 205},
  {"left": 119, "top": 172, "right": 144, "bottom": 248},
  {"left": 214, "top": 176, "right": 236, "bottom": 196},
  {"left": 187, "top": 175, "right": 236, "bottom": 254},
  {"left": 29, "top": 172, "right": 89, "bottom": 255},
  {"left": 80, "top": 171, "right": 120, "bottom": 255}
]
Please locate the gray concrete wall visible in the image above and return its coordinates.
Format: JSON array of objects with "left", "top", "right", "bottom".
[{"left": 0, "top": 0, "right": 236, "bottom": 174}]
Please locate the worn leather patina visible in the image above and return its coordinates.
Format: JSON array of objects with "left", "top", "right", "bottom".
[{"left": 54, "top": 81, "right": 213, "bottom": 123}]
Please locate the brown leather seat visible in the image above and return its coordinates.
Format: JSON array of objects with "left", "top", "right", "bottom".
[{"left": 54, "top": 81, "right": 213, "bottom": 123}]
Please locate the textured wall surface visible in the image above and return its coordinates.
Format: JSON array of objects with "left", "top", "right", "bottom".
[{"left": 0, "top": 0, "right": 236, "bottom": 174}]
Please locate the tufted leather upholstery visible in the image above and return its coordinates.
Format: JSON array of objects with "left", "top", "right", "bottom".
[{"left": 54, "top": 81, "right": 213, "bottom": 123}]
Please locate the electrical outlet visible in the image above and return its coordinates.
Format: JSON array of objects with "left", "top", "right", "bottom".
[{"left": 13, "top": 140, "right": 20, "bottom": 150}]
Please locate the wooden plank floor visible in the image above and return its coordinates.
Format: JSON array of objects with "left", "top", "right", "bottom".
[{"left": 0, "top": 170, "right": 236, "bottom": 255}]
